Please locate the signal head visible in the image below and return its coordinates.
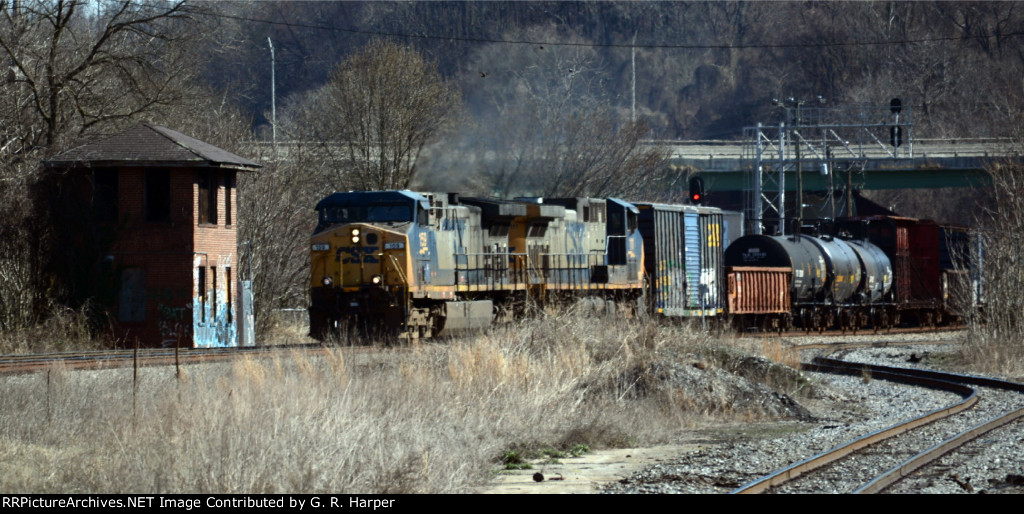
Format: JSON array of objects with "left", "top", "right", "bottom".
[{"left": 688, "top": 176, "right": 705, "bottom": 205}]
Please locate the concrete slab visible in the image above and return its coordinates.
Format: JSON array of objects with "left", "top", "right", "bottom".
[{"left": 478, "top": 445, "right": 700, "bottom": 494}]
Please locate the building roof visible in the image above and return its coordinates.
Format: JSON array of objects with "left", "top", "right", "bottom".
[{"left": 43, "top": 123, "right": 260, "bottom": 171}]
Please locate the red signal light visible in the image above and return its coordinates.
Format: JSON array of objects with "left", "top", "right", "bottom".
[{"left": 688, "top": 176, "right": 704, "bottom": 205}]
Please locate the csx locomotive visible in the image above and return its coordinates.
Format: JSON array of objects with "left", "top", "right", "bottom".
[
  {"left": 308, "top": 190, "right": 731, "bottom": 339},
  {"left": 308, "top": 190, "right": 980, "bottom": 340}
]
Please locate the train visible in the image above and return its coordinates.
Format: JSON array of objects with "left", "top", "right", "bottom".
[
  {"left": 725, "top": 216, "right": 982, "bottom": 333},
  {"left": 308, "top": 190, "right": 981, "bottom": 340}
]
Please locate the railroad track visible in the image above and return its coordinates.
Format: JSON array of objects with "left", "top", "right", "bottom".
[
  {"left": 739, "top": 324, "right": 966, "bottom": 340},
  {"left": 732, "top": 352, "right": 1024, "bottom": 494},
  {"left": 0, "top": 344, "right": 323, "bottom": 375}
]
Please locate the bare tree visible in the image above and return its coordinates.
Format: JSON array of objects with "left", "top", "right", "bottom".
[
  {"left": 456, "top": 25, "right": 668, "bottom": 199},
  {"left": 237, "top": 143, "right": 335, "bottom": 336},
  {"left": 0, "top": 0, "right": 202, "bottom": 153},
  {"left": 0, "top": 0, "right": 205, "bottom": 331},
  {"left": 297, "top": 39, "right": 461, "bottom": 191}
]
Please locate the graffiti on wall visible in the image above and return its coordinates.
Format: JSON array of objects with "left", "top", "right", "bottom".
[{"left": 193, "top": 255, "right": 238, "bottom": 348}]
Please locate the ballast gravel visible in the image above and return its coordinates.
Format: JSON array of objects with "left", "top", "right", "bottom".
[{"left": 604, "top": 336, "right": 1024, "bottom": 494}]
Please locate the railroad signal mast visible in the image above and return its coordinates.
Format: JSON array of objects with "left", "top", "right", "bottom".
[{"left": 742, "top": 99, "right": 913, "bottom": 236}]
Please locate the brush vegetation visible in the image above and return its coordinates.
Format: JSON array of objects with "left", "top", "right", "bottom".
[{"left": 0, "top": 309, "right": 813, "bottom": 493}]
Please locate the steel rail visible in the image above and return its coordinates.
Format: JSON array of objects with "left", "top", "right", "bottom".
[
  {"left": 851, "top": 366, "right": 1024, "bottom": 494},
  {"left": 0, "top": 344, "right": 320, "bottom": 375},
  {"left": 855, "top": 405, "right": 1024, "bottom": 494},
  {"left": 734, "top": 352, "right": 1024, "bottom": 494},
  {"left": 731, "top": 358, "right": 978, "bottom": 494}
]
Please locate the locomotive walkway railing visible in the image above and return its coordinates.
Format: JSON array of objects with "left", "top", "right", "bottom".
[{"left": 453, "top": 252, "right": 618, "bottom": 291}]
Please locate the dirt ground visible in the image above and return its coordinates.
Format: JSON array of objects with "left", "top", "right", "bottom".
[{"left": 478, "top": 444, "right": 701, "bottom": 494}]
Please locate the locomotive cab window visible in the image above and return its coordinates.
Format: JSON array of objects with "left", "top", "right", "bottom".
[
  {"left": 321, "top": 204, "right": 413, "bottom": 225},
  {"left": 366, "top": 204, "right": 411, "bottom": 222},
  {"left": 608, "top": 206, "right": 625, "bottom": 235}
]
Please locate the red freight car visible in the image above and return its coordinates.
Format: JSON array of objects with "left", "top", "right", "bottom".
[
  {"left": 836, "top": 216, "right": 943, "bottom": 326},
  {"left": 726, "top": 266, "right": 792, "bottom": 332}
]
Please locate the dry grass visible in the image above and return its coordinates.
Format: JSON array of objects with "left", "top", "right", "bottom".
[
  {"left": 0, "top": 304, "right": 110, "bottom": 354},
  {"left": 757, "top": 337, "right": 802, "bottom": 370},
  {"left": 956, "top": 326, "right": 1024, "bottom": 379},
  {"left": 0, "top": 309, "right": 807, "bottom": 493}
]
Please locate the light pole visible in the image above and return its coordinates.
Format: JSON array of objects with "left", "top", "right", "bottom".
[{"left": 267, "top": 37, "right": 277, "bottom": 158}]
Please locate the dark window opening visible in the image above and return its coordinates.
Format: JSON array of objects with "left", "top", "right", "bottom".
[
  {"left": 224, "top": 171, "right": 235, "bottom": 226},
  {"left": 211, "top": 267, "right": 217, "bottom": 321},
  {"left": 145, "top": 169, "right": 171, "bottom": 222},
  {"left": 608, "top": 206, "right": 625, "bottom": 235},
  {"left": 226, "top": 267, "right": 233, "bottom": 324},
  {"left": 197, "top": 266, "right": 206, "bottom": 322},
  {"left": 93, "top": 169, "right": 118, "bottom": 223},
  {"left": 118, "top": 268, "right": 146, "bottom": 322},
  {"left": 198, "top": 170, "right": 217, "bottom": 225}
]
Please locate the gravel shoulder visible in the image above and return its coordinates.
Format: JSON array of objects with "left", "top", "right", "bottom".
[{"left": 479, "top": 334, "right": 1024, "bottom": 494}]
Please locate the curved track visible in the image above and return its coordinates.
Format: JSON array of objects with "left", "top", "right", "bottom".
[{"left": 733, "top": 351, "right": 1024, "bottom": 494}]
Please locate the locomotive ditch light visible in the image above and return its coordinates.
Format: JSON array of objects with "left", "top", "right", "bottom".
[
  {"left": 371, "top": 275, "right": 383, "bottom": 285},
  {"left": 322, "top": 276, "right": 333, "bottom": 286}
]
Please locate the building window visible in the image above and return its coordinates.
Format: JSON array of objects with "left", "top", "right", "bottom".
[
  {"left": 93, "top": 169, "right": 118, "bottom": 223},
  {"left": 198, "top": 170, "right": 217, "bottom": 225},
  {"left": 145, "top": 169, "right": 171, "bottom": 222},
  {"left": 197, "top": 266, "right": 206, "bottom": 322},
  {"left": 225, "top": 267, "right": 233, "bottom": 324},
  {"left": 210, "top": 266, "right": 218, "bottom": 322},
  {"left": 118, "top": 268, "right": 146, "bottom": 322},
  {"left": 224, "top": 171, "right": 235, "bottom": 226}
]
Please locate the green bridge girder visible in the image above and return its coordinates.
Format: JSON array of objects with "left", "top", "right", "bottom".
[{"left": 671, "top": 155, "right": 1001, "bottom": 191}]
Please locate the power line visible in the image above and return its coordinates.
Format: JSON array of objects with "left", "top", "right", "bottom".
[{"left": 197, "top": 6, "right": 1024, "bottom": 51}]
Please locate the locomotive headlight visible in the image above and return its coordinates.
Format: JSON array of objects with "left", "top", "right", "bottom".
[
  {"left": 350, "top": 228, "right": 361, "bottom": 244},
  {"left": 371, "top": 275, "right": 383, "bottom": 285},
  {"left": 322, "top": 276, "right": 333, "bottom": 287},
  {"left": 351, "top": 235, "right": 360, "bottom": 244}
]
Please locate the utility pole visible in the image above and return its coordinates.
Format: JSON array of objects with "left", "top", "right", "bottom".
[
  {"left": 631, "top": 31, "right": 637, "bottom": 123},
  {"left": 267, "top": 37, "right": 277, "bottom": 159}
]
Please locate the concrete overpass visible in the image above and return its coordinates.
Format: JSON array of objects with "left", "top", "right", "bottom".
[{"left": 658, "top": 138, "right": 1020, "bottom": 191}]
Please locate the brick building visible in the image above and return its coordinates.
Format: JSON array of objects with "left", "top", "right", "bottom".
[{"left": 42, "top": 124, "right": 260, "bottom": 347}]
